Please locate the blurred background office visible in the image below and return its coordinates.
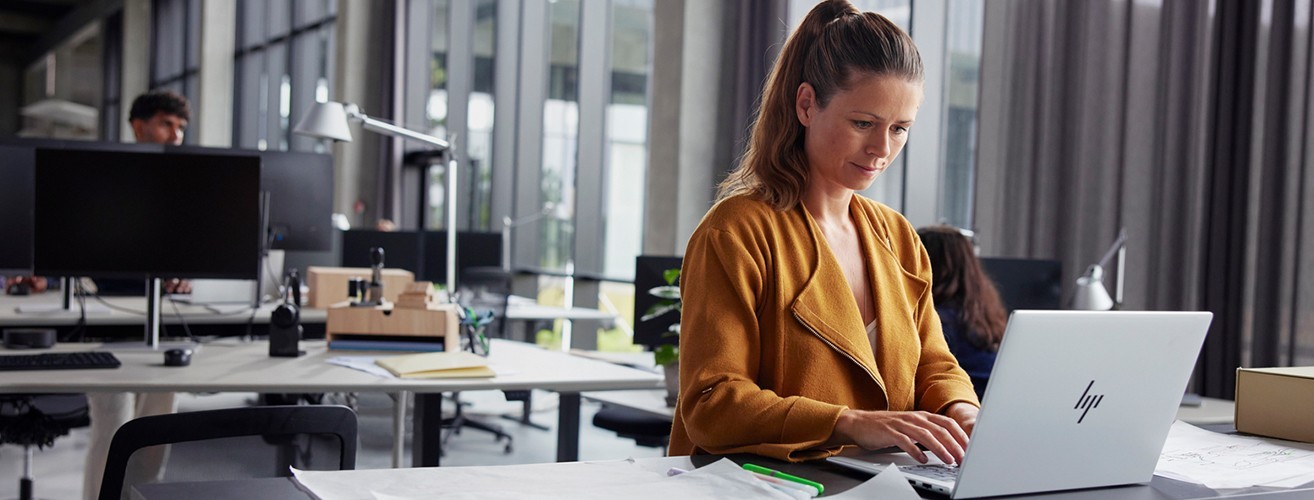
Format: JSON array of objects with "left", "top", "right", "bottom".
[{"left": 1, "top": 0, "right": 1312, "bottom": 399}]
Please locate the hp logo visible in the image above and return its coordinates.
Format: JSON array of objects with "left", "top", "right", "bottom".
[{"left": 1074, "top": 380, "right": 1104, "bottom": 424}]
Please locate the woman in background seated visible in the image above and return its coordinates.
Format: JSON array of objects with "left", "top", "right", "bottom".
[{"left": 917, "top": 226, "right": 1008, "bottom": 400}]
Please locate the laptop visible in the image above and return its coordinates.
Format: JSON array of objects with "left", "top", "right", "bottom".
[{"left": 829, "top": 310, "right": 1212, "bottom": 498}]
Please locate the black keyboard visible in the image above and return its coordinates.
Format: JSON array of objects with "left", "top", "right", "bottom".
[{"left": 0, "top": 351, "right": 122, "bottom": 371}]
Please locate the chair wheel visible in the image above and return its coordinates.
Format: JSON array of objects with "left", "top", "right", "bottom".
[{"left": 504, "top": 443, "right": 513, "bottom": 454}]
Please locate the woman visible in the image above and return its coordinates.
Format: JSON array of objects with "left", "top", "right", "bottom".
[
  {"left": 670, "top": 0, "right": 980, "bottom": 465},
  {"left": 917, "top": 226, "right": 1009, "bottom": 400}
]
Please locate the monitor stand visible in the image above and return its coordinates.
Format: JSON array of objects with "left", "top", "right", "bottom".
[{"left": 145, "top": 277, "right": 161, "bottom": 349}]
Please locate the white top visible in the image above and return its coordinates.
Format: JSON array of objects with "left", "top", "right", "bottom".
[{"left": 866, "top": 318, "right": 878, "bottom": 359}]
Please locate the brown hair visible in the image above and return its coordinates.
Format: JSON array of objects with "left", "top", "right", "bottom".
[
  {"left": 917, "top": 226, "right": 1008, "bottom": 351},
  {"left": 128, "top": 90, "right": 191, "bottom": 123},
  {"left": 717, "top": 0, "right": 924, "bottom": 210}
]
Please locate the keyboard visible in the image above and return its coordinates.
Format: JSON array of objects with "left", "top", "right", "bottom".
[
  {"left": 902, "top": 463, "right": 961, "bottom": 481},
  {"left": 0, "top": 351, "right": 122, "bottom": 371}
]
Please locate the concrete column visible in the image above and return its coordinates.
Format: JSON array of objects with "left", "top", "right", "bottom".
[
  {"left": 643, "top": 0, "right": 729, "bottom": 257},
  {"left": 332, "top": 0, "right": 392, "bottom": 227},
  {"left": 119, "top": 0, "right": 150, "bottom": 142},
  {"left": 196, "top": 0, "right": 236, "bottom": 147}
]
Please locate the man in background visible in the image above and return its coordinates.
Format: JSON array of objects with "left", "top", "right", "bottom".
[{"left": 82, "top": 90, "right": 191, "bottom": 500}]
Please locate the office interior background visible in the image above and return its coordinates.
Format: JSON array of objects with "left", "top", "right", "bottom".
[{"left": 0, "top": 0, "right": 1311, "bottom": 399}]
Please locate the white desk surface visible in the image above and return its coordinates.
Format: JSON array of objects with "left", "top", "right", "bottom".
[
  {"left": 0, "top": 338, "right": 662, "bottom": 394},
  {"left": 0, "top": 293, "right": 326, "bottom": 326},
  {"left": 504, "top": 295, "right": 617, "bottom": 321}
]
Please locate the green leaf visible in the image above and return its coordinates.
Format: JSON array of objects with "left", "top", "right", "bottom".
[
  {"left": 648, "top": 285, "right": 680, "bottom": 300},
  {"left": 641, "top": 301, "right": 680, "bottom": 322},
  {"left": 654, "top": 344, "right": 679, "bottom": 366},
  {"left": 663, "top": 268, "right": 681, "bottom": 286}
]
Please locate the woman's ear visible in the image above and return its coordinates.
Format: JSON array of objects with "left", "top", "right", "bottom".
[{"left": 796, "top": 82, "right": 817, "bottom": 127}]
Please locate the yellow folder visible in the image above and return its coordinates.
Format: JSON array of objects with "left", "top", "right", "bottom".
[{"left": 374, "top": 351, "right": 495, "bottom": 379}]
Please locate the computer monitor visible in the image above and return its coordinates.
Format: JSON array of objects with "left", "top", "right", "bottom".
[
  {"left": 0, "top": 139, "right": 165, "bottom": 274},
  {"left": 633, "top": 255, "right": 683, "bottom": 348},
  {"left": 422, "top": 231, "right": 503, "bottom": 283},
  {"left": 979, "top": 257, "right": 1063, "bottom": 312},
  {"left": 166, "top": 146, "right": 335, "bottom": 252},
  {"left": 0, "top": 145, "right": 34, "bottom": 274},
  {"left": 33, "top": 148, "right": 262, "bottom": 280},
  {"left": 340, "top": 230, "right": 424, "bottom": 275}
]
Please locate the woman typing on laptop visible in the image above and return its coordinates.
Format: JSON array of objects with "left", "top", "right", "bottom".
[{"left": 670, "top": 0, "right": 979, "bottom": 466}]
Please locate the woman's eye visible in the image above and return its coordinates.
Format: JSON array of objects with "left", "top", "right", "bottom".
[
  {"left": 853, "top": 120, "right": 873, "bottom": 130},
  {"left": 893, "top": 125, "right": 909, "bottom": 135}
]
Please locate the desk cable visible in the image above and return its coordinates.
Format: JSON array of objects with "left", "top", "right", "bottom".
[{"left": 58, "top": 279, "right": 89, "bottom": 343}]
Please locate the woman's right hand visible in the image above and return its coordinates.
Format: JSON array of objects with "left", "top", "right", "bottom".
[{"left": 830, "top": 409, "right": 970, "bottom": 465}]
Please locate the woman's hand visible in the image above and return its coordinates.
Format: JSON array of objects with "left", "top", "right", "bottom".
[
  {"left": 943, "top": 402, "right": 980, "bottom": 436},
  {"left": 830, "top": 409, "right": 969, "bottom": 465}
]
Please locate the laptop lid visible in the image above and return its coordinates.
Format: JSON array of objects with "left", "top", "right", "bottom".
[{"left": 950, "top": 310, "right": 1212, "bottom": 499}]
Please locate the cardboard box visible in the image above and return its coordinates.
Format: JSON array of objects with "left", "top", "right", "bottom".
[
  {"left": 1235, "top": 366, "right": 1314, "bottom": 443},
  {"left": 306, "top": 266, "right": 415, "bottom": 309}
]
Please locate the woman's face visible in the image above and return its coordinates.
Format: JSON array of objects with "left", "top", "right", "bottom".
[{"left": 796, "top": 73, "right": 923, "bottom": 195}]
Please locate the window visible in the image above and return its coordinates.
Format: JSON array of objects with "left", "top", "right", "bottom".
[
  {"left": 603, "top": 0, "right": 653, "bottom": 281},
  {"left": 233, "top": 0, "right": 336, "bottom": 152},
  {"left": 938, "top": 0, "right": 984, "bottom": 228},
  {"left": 147, "top": 0, "right": 199, "bottom": 144}
]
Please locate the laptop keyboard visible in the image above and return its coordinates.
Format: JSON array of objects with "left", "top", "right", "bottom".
[{"left": 901, "top": 463, "right": 961, "bottom": 481}]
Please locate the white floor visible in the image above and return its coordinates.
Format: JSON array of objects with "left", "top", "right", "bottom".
[{"left": 0, "top": 391, "right": 666, "bottom": 500}]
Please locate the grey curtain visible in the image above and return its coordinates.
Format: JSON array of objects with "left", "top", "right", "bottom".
[{"left": 976, "top": 0, "right": 1314, "bottom": 398}]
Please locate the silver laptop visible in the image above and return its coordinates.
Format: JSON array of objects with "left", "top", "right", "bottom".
[{"left": 829, "top": 310, "right": 1212, "bottom": 498}]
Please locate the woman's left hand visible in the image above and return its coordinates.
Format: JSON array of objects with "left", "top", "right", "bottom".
[{"left": 943, "top": 402, "right": 980, "bottom": 436}]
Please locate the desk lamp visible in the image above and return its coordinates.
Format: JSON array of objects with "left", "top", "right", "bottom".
[
  {"left": 294, "top": 102, "right": 458, "bottom": 296},
  {"left": 1072, "top": 228, "right": 1127, "bottom": 310}
]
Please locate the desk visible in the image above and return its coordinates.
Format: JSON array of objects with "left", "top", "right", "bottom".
[
  {"left": 0, "top": 338, "right": 662, "bottom": 467},
  {"left": 131, "top": 452, "right": 1314, "bottom": 499},
  {"left": 0, "top": 293, "right": 327, "bottom": 338},
  {"left": 502, "top": 295, "right": 617, "bottom": 351}
]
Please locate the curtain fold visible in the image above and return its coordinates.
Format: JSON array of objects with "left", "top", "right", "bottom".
[{"left": 977, "top": 0, "right": 1314, "bottom": 398}]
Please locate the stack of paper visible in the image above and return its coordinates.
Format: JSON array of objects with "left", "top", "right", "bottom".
[
  {"left": 374, "top": 351, "right": 494, "bottom": 379},
  {"left": 1156, "top": 420, "right": 1314, "bottom": 489}
]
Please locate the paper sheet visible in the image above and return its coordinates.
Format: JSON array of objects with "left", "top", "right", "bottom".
[
  {"left": 828, "top": 463, "right": 920, "bottom": 500},
  {"left": 292, "top": 458, "right": 794, "bottom": 499},
  {"left": 326, "top": 356, "right": 516, "bottom": 379},
  {"left": 1155, "top": 420, "right": 1314, "bottom": 489}
]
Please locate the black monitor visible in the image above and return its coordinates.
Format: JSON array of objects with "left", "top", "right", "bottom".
[
  {"left": 166, "top": 146, "right": 335, "bottom": 252},
  {"left": 422, "top": 231, "right": 503, "bottom": 283},
  {"left": 260, "top": 151, "right": 334, "bottom": 251},
  {"left": 0, "top": 145, "right": 34, "bottom": 274},
  {"left": 979, "top": 257, "right": 1063, "bottom": 312},
  {"left": 340, "top": 230, "right": 424, "bottom": 275},
  {"left": 633, "top": 255, "right": 683, "bottom": 348},
  {"left": 33, "top": 148, "right": 262, "bottom": 280},
  {"left": 0, "top": 139, "right": 165, "bottom": 274}
]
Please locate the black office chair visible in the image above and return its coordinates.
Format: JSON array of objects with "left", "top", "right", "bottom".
[
  {"left": 98, "top": 405, "right": 357, "bottom": 500},
  {"left": 440, "top": 267, "right": 521, "bottom": 450},
  {"left": 0, "top": 394, "right": 90, "bottom": 500}
]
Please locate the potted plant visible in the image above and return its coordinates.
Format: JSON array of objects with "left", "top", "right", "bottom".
[{"left": 641, "top": 268, "right": 681, "bottom": 406}]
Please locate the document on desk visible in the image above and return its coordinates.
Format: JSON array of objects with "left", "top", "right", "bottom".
[
  {"left": 1156, "top": 420, "right": 1314, "bottom": 489},
  {"left": 292, "top": 458, "right": 796, "bottom": 499},
  {"left": 326, "top": 355, "right": 515, "bottom": 379}
]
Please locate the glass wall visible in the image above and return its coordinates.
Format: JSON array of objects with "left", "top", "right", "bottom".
[{"left": 232, "top": 0, "right": 336, "bottom": 152}]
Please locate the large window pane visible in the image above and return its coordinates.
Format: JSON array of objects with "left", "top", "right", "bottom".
[
  {"left": 603, "top": 0, "right": 652, "bottom": 281},
  {"left": 467, "top": 0, "right": 498, "bottom": 230},
  {"left": 425, "top": 0, "right": 451, "bottom": 229},
  {"left": 540, "top": 0, "right": 581, "bottom": 272},
  {"left": 939, "top": 0, "right": 983, "bottom": 228}
]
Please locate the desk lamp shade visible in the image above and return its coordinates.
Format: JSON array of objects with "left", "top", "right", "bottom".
[
  {"left": 1072, "top": 264, "right": 1115, "bottom": 311},
  {"left": 294, "top": 102, "right": 354, "bottom": 142}
]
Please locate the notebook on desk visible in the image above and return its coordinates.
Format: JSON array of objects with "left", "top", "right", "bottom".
[
  {"left": 828, "top": 310, "right": 1213, "bottom": 499},
  {"left": 375, "top": 351, "right": 494, "bottom": 379}
]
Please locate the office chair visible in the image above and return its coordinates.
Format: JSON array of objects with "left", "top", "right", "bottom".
[
  {"left": 98, "top": 405, "right": 357, "bottom": 500},
  {"left": 439, "top": 267, "right": 520, "bottom": 451},
  {"left": 0, "top": 394, "right": 90, "bottom": 500}
]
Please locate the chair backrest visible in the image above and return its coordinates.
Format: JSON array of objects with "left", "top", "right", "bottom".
[{"left": 98, "top": 405, "right": 357, "bottom": 500}]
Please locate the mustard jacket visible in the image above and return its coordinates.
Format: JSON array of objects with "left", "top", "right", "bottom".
[{"left": 669, "top": 194, "right": 980, "bottom": 461}]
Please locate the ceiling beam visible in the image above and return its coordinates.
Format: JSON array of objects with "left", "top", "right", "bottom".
[
  {"left": 20, "top": 0, "right": 121, "bottom": 66},
  {"left": 0, "top": 12, "right": 56, "bottom": 36}
]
